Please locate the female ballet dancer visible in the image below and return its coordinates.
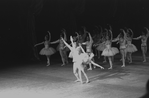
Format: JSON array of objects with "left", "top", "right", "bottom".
[
  {"left": 125, "top": 28, "right": 137, "bottom": 63},
  {"left": 113, "top": 29, "right": 127, "bottom": 67},
  {"left": 133, "top": 27, "right": 149, "bottom": 62},
  {"left": 61, "top": 36, "right": 89, "bottom": 84},
  {"left": 101, "top": 28, "right": 119, "bottom": 69},
  {"left": 50, "top": 29, "right": 68, "bottom": 66},
  {"left": 93, "top": 25, "right": 103, "bottom": 59},
  {"left": 34, "top": 31, "right": 56, "bottom": 66},
  {"left": 82, "top": 28, "right": 94, "bottom": 70}
]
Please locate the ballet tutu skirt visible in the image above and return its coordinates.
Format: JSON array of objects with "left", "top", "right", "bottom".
[
  {"left": 80, "top": 53, "right": 94, "bottom": 64},
  {"left": 40, "top": 47, "right": 56, "bottom": 56},
  {"left": 101, "top": 47, "right": 119, "bottom": 57},
  {"left": 125, "top": 44, "right": 137, "bottom": 53},
  {"left": 96, "top": 43, "right": 106, "bottom": 51},
  {"left": 68, "top": 51, "right": 73, "bottom": 58}
]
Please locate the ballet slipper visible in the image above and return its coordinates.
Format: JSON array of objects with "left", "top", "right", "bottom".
[
  {"left": 87, "top": 68, "right": 92, "bottom": 70},
  {"left": 143, "top": 60, "right": 146, "bottom": 62},
  {"left": 86, "top": 80, "right": 90, "bottom": 83},
  {"left": 74, "top": 79, "right": 80, "bottom": 82},
  {"left": 47, "top": 63, "right": 50, "bottom": 66},
  {"left": 121, "top": 65, "right": 125, "bottom": 67},
  {"left": 61, "top": 63, "right": 65, "bottom": 66},
  {"left": 108, "top": 67, "right": 112, "bottom": 69}
]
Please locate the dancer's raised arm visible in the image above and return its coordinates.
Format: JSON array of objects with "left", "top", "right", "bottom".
[
  {"left": 88, "top": 32, "right": 93, "bottom": 43},
  {"left": 144, "top": 27, "right": 149, "bottom": 38},
  {"left": 61, "top": 37, "right": 72, "bottom": 50},
  {"left": 63, "top": 29, "right": 67, "bottom": 41},
  {"left": 128, "top": 28, "right": 134, "bottom": 38},
  {"left": 47, "top": 31, "right": 51, "bottom": 42}
]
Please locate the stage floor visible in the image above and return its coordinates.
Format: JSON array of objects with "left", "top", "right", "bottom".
[{"left": 0, "top": 54, "right": 149, "bottom": 98}]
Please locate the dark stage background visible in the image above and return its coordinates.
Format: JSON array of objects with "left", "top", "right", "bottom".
[{"left": 0, "top": 0, "right": 149, "bottom": 65}]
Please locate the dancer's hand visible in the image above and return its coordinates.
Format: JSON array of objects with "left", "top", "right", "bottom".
[
  {"left": 100, "top": 66, "right": 104, "bottom": 69},
  {"left": 70, "top": 36, "right": 73, "bottom": 42}
]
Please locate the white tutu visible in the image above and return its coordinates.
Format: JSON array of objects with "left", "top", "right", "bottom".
[
  {"left": 96, "top": 43, "right": 106, "bottom": 51},
  {"left": 80, "top": 53, "right": 94, "bottom": 64},
  {"left": 68, "top": 51, "right": 73, "bottom": 58},
  {"left": 101, "top": 47, "right": 119, "bottom": 56},
  {"left": 126, "top": 44, "right": 137, "bottom": 53},
  {"left": 40, "top": 47, "right": 56, "bottom": 56}
]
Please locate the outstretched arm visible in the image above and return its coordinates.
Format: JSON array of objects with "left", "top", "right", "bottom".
[
  {"left": 61, "top": 37, "right": 72, "bottom": 50},
  {"left": 34, "top": 42, "right": 44, "bottom": 47},
  {"left": 133, "top": 36, "right": 142, "bottom": 40},
  {"left": 50, "top": 39, "right": 59, "bottom": 44}
]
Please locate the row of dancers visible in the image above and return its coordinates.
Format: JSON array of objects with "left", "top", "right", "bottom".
[{"left": 34, "top": 25, "right": 149, "bottom": 84}]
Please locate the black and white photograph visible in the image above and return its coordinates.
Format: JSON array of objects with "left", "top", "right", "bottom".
[{"left": 0, "top": 0, "right": 149, "bottom": 98}]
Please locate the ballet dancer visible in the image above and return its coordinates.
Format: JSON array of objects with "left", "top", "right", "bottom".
[
  {"left": 82, "top": 28, "right": 94, "bottom": 70},
  {"left": 61, "top": 36, "right": 89, "bottom": 84},
  {"left": 50, "top": 29, "right": 68, "bottom": 66},
  {"left": 133, "top": 27, "right": 149, "bottom": 62},
  {"left": 125, "top": 28, "right": 137, "bottom": 63},
  {"left": 34, "top": 31, "right": 56, "bottom": 66},
  {"left": 101, "top": 28, "right": 119, "bottom": 69},
  {"left": 113, "top": 29, "right": 127, "bottom": 67}
]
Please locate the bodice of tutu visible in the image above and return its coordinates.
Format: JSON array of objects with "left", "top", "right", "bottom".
[
  {"left": 141, "top": 36, "right": 147, "bottom": 46},
  {"left": 127, "top": 40, "right": 132, "bottom": 45},
  {"left": 119, "top": 38, "right": 126, "bottom": 46},
  {"left": 105, "top": 41, "right": 111, "bottom": 49},
  {"left": 59, "top": 39, "right": 65, "bottom": 48},
  {"left": 86, "top": 41, "right": 93, "bottom": 52},
  {"left": 44, "top": 41, "right": 49, "bottom": 49}
]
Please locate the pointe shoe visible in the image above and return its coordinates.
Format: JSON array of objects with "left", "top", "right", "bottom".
[
  {"left": 108, "top": 67, "right": 112, "bottom": 69},
  {"left": 61, "top": 63, "right": 65, "bottom": 66},
  {"left": 74, "top": 79, "right": 80, "bottom": 82},
  {"left": 121, "top": 65, "right": 125, "bottom": 67},
  {"left": 47, "top": 63, "right": 50, "bottom": 66},
  {"left": 87, "top": 68, "right": 92, "bottom": 70},
  {"left": 86, "top": 80, "right": 90, "bottom": 83},
  {"left": 143, "top": 60, "right": 146, "bottom": 62}
]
